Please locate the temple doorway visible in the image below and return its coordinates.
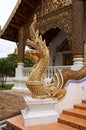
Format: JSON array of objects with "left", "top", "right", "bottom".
[
  {"left": 43, "top": 27, "right": 72, "bottom": 66},
  {"left": 63, "top": 53, "right": 73, "bottom": 65}
]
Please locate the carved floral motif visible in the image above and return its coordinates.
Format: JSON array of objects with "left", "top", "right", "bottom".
[
  {"left": 36, "top": 0, "right": 70, "bottom": 17},
  {"left": 37, "top": 8, "right": 72, "bottom": 40},
  {"left": 26, "top": 15, "right": 86, "bottom": 100},
  {"left": 24, "top": 0, "right": 72, "bottom": 47}
]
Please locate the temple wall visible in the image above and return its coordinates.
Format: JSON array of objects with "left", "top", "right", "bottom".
[
  {"left": 23, "top": 0, "right": 85, "bottom": 66},
  {"left": 49, "top": 30, "right": 66, "bottom": 66},
  {"left": 58, "top": 77, "right": 86, "bottom": 113},
  {"left": 23, "top": 1, "right": 72, "bottom": 45}
]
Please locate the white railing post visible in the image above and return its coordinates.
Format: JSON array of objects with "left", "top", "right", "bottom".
[{"left": 22, "top": 66, "right": 71, "bottom": 79}]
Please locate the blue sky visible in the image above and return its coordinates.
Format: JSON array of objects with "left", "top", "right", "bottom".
[{"left": 0, "top": 0, "right": 18, "bottom": 58}]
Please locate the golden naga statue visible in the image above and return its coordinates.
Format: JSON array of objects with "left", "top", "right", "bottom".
[{"left": 26, "top": 15, "right": 86, "bottom": 99}]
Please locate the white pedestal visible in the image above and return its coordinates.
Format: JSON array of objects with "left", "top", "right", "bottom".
[
  {"left": 57, "top": 77, "right": 86, "bottom": 114},
  {"left": 72, "top": 58, "right": 84, "bottom": 70},
  {"left": 73, "top": 58, "right": 83, "bottom": 65},
  {"left": 12, "top": 77, "right": 30, "bottom": 92},
  {"left": 21, "top": 97, "right": 59, "bottom": 126},
  {"left": 12, "top": 63, "right": 30, "bottom": 93}
]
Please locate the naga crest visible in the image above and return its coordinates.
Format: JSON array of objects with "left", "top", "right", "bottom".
[
  {"left": 26, "top": 14, "right": 86, "bottom": 100},
  {"left": 26, "top": 14, "right": 66, "bottom": 99},
  {"left": 27, "top": 15, "right": 46, "bottom": 52}
]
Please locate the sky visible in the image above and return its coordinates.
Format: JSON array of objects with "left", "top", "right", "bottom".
[{"left": 0, "top": 0, "right": 18, "bottom": 58}]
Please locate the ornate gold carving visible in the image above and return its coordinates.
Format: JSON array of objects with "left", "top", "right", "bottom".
[
  {"left": 25, "top": 0, "right": 72, "bottom": 46},
  {"left": 53, "top": 0, "right": 68, "bottom": 6},
  {"left": 43, "top": 0, "right": 68, "bottom": 15},
  {"left": 26, "top": 16, "right": 86, "bottom": 100},
  {"left": 37, "top": 7, "right": 72, "bottom": 39},
  {"left": 36, "top": 0, "right": 70, "bottom": 17},
  {"left": 73, "top": 54, "right": 83, "bottom": 59},
  {"left": 72, "top": 0, "right": 84, "bottom": 55},
  {"left": 26, "top": 15, "right": 66, "bottom": 99}
]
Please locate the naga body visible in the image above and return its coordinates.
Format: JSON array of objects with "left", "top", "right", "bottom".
[{"left": 26, "top": 15, "right": 86, "bottom": 99}]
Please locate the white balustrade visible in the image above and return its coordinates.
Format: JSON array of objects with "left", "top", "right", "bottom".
[
  {"left": 22, "top": 67, "right": 31, "bottom": 77},
  {"left": 22, "top": 66, "right": 71, "bottom": 78}
]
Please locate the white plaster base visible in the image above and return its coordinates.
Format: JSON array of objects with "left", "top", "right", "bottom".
[
  {"left": 21, "top": 97, "right": 59, "bottom": 126},
  {"left": 56, "top": 77, "right": 86, "bottom": 114},
  {"left": 72, "top": 58, "right": 84, "bottom": 70},
  {"left": 12, "top": 63, "right": 30, "bottom": 92},
  {"left": 12, "top": 77, "right": 51, "bottom": 93},
  {"left": 71, "top": 58, "right": 83, "bottom": 70},
  {"left": 73, "top": 58, "right": 83, "bottom": 65},
  {"left": 12, "top": 77, "right": 30, "bottom": 92}
]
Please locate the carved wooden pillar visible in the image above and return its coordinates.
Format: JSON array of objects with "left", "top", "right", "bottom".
[
  {"left": 12, "top": 27, "right": 27, "bottom": 91},
  {"left": 72, "top": 0, "right": 84, "bottom": 65},
  {"left": 40, "top": 0, "right": 44, "bottom": 16},
  {"left": 18, "top": 27, "right": 24, "bottom": 63},
  {"left": 15, "top": 27, "right": 25, "bottom": 78}
]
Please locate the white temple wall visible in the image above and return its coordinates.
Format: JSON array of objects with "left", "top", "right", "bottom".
[{"left": 49, "top": 30, "right": 66, "bottom": 66}]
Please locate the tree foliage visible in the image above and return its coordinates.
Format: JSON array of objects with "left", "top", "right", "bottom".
[
  {"left": 0, "top": 53, "right": 35, "bottom": 87},
  {"left": 24, "top": 54, "right": 35, "bottom": 67}
]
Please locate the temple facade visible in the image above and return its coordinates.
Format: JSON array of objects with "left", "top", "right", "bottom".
[{"left": 0, "top": 0, "right": 86, "bottom": 91}]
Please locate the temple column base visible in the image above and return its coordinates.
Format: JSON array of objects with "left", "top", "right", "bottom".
[
  {"left": 12, "top": 77, "right": 30, "bottom": 92},
  {"left": 71, "top": 58, "right": 84, "bottom": 70},
  {"left": 73, "top": 58, "right": 83, "bottom": 65},
  {"left": 12, "top": 63, "right": 30, "bottom": 93},
  {"left": 21, "top": 97, "right": 59, "bottom": 126}
]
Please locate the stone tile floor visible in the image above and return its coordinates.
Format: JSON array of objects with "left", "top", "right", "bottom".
[{"left": 0, "top": 90, "right": 29, "bottom": 121}]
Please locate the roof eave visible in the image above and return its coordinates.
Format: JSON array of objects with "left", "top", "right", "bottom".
[{"left": 1, "top": 0, "right": 22, "bottom": 36}]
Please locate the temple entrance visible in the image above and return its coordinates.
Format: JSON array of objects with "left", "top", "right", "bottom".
[
  {"left": 43, "top": 27, "right": 72, "bottom": 66},
  {"left": 63, "top": 53, "right": 73, "bottom": 65}
]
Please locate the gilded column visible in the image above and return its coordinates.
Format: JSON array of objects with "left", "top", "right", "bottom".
[{"left": 72, "top": 0, "right": 84, "bottom": 65}]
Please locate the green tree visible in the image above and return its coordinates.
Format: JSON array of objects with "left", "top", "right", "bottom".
[
  {"left": 6, "top": 54, "right": 18, "bottom": 76},
  {"left": 24, "top": 54, "right": 35, "bottom": 67},
  {"left": 0, "top": 58, "right": 11, "bottom": 86},
  {"left": 0, "top": 53, "right": 35, "bottom": 87}
]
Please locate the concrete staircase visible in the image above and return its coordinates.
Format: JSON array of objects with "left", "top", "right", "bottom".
[
  {"left": 6, "top": 99, "right": 86, "bottom": 130},
  {"left": 58, "top": 99, "right": 86, "bottom": 130}
]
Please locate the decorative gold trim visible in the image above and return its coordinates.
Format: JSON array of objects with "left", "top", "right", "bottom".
[
  {"left": 18, "top": 61, "right": 23, "bottom": 63},
  {"left": 27, "top": 81, "right": 43, "bottom": 86},
  {"left": 83, "top": 61, "right": 86, "bottom": 65},
  {"left": 73, "top": 53, "right": 83, "bottom": 58}
]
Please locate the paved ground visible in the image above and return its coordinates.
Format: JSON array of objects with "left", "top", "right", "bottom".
[{"left": 0, "top": 90, "right": 30, "bottom": 121}]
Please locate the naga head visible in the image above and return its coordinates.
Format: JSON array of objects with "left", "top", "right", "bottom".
[{"left": 27, "top": 14, "right": 46, "bottom": 52}]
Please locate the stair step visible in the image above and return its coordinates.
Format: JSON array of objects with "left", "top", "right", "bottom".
[
  {"left": 74, "top": 103, "right": 86, "bottom": 110},
  {"left": 58, "top": 114, "right": 86, "bottom": 129},
  {"left": 63, "top": 108, "right": 86, "bottom": 119},
  {"left": 82, "top": 100, "right": 86, "bottom": 104},
  {"left": 7, "top": 115, "right": 78, "bottom": 130},
  {"left": 45, "top": 123, "right": 78, "bottom": 130}
]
